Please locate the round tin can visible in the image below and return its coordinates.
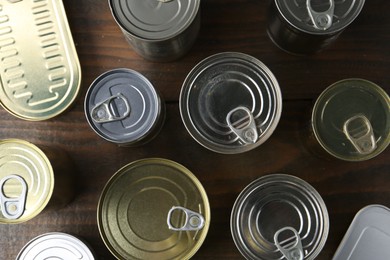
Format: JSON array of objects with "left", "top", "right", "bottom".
[
  {"left": 97, "top": 158, "right": 210, "bottom": 260},
  {"left": 267, "top": 0, "right": 365, "bottom": 54},
  {"left": 108, "top": 0, "right": 201, "bottom": 61},
  {"left": 85, "top": 68, "right": 165, "bottom": 146},
  {"left": 16, "top": 232, "right": 95, "bottom": 260},
  {"left": 0, "top": 139, "right": 75, "bottom": 224},
  {"left": 310, "top": 78, "right": 390, "bottom": 161},
  {"left": 180, "top": 52, "right": 282, "bottom": 154},
  {"left": 231, "top": 174, "right": 329, "bottom": 260}
]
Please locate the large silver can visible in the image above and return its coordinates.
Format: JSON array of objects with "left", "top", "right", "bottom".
[
  {"left": 267, "top": 0, "right": 365, "bottom": 54},
  {"left": 109, "top": 0, "right": 201, "bottom": 62}
]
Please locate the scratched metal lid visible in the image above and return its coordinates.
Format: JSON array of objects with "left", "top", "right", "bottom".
[
  {"left": 97, "top": 158, "right": 210, "bottom": 260},
  {"left": 0, "top": 139, "right": 53, "bottom": 224},
  {"left": 180, "top": 52, "right": 282, "bottom": 154},
  {"left": 0, "top": 0, "right": 81, "bottom": 121},
  {"left": 109, "top": 0, "right": 200, "bottom": 40},
  {"left": 85, "top": 68, "right": 163, "bottom": 145},
  {"left": 275, "top": 0, "right": 365, "bottom": 34},
  {"left": 312, "top": 78, "right": 390, "bottom": 161},
  {"left": 333, "top": 205, "right": 390, "bottom": 260},
  {"left": 16, "top": 232, "right": 95, "bottom": 260},
  {"left": 231, "top": 174, "right": 329, "bottom": 260}
]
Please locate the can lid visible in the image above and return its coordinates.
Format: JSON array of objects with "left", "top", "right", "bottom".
[
  {"left": 275, "top": 0, "right": 365, "bottom": 34},
  {"left": 97, "top": 158, "right": 210, "bottom": 260},
  {"left": 333, "top": 205, "right": 390, "bottom": 260},
  {"left": 109, "top": 0, "right": 200, "bottom": 40},
  {"left": 180, "top": 52, "right": 282, "bottom": 154},
  {"left": 85, "top": 69, "right": 161, "bottom": 145},
  {"left": 16, "top": 232, "right": 95, "bottom": 260},
  {"left": 312, "top": 78, "right": 390, "bottom": 161},
  {"left": 0, "top": 0, "right": 81, "bottom": 121},
  {"left": 231, "top": 174, "right": 329, "bottom": 260},
  {"left": 0, "top": 139, "right": 53, "bottom": 224}
]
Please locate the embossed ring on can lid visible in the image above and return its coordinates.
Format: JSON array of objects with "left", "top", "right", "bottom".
[
  {"left": 231, "top": 174, "right": 329, "bottom": 260},
  {"left": 97, "top": 158, "right": 210, "bottom": 260},
  {"left": 16, "top": 232, "right": 95, "bottom": 260},
  {"left": 0, "top": 139, "right": 53, "bottom": 224},
  {"left": 85, "top": 68, "right": 162, "bottom": 145},
  {"left": 109, "top": 0, "right": 200, "bottom": 40},
  {"left": 312, "top": 78, "right": 390, "bottom": 161},
  {"left": 180, "top": 52, "right": 282, "bottom": 154},
  {"left": 275, "top": 0, "right": 365, "bottom": 34}
]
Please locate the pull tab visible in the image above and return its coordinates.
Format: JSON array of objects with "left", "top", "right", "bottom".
[
  {"left": 167, "top": 206, "right": 205, "bottom": 231},
  {"left": 226, "top": 106, "right": 259, "bottom": 144},
  {"left": 91, "top": 94, "right": 130, "bottom": 123},
  {"left": 274, "top": 227, "right": 304, "bottom": 260},
  {"left": 343, "top": 114, "right": 377, "bottom": 154},
  {"left": 307, "top": 0, "right": 335, "bottom": 30},
  {"left": 0, "top": 175, "right": 27, "bottom": 220}
]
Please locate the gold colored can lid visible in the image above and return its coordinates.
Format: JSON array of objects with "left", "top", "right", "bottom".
[
  {"left": 0, "top": 139, "right": 54, "bottom": 224},
  {"left": 98, "top": 158, "right": 210, "bottom": 260}
]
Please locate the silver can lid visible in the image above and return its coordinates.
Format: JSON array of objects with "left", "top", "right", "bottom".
[
  {"left": 16, "top": 232, "right": 95, "bottom": 260},
  {"left": 275, "top": 0, "right": 365, "bottom": 34},
  {"left": 109, "top": 0, "right": 200, "bottom": 40},
  {"left": 85, "top": 68, "right": 161, "bottom": 145},
  {"left": 180, "top": 52, "right": 282, "bottom": 154},
  {"left": 231, "top": 174, "right": 329, "bottom": 260}
]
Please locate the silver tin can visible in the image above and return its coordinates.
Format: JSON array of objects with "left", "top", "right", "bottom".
[
  {"left": 109, "top": 0, "right": 201, "bottom": 62},
  {"left": 179, "top": 52, "right": 282, "bottom": 154},
  {"left": 267, "top": 0, "right": 365, "bottom": 55},
  {"left": 231, "top": 174, "right": 329, "bottom": 260},
  {"left": 85, "top": 68, "right": 165, "bottom": 146},
  {"left": 16, "top": 232, "right": 95, "bottom": 260}
]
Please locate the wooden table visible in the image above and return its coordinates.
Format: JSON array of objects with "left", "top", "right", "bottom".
[{"left": 1, "top": 0, "right": 389, "bottom": 259}]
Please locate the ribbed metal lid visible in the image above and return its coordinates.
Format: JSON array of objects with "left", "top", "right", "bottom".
[
  {"left": 109, "top": 0, "right": 200, "bottom": 40},
  {"left": 231, "top": 174, "right": 329, "bottom": 260}
]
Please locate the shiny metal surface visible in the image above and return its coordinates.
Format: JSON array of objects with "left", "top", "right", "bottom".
[
  {"left": 231, "top": 174, "right": 329, "bottom": 260},
  {"left": 0, "top": 0, "right": 81, "bottom": 120},
  {"left": 97, "top": 158, "right": 210, "bottom": 260},
  {"left": 180, "top": 52, "right": 282, "bottom": 154}
]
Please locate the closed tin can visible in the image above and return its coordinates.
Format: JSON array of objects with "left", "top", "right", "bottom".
[
  {"left": 231, "top": 174, "right": 329, "bottom": 260},
  {"left": 0, "top": 0, "right": 81, "bottom": 120},
  {"left": 310, "top": 79, "right": 390, "bottom": 161},
  {"left": 97, "top": 158, "right": 210, "bottom": 260},
  {"left": 0, "top": 139, "right": 75, "bottom": 224},
  {"left": 267, "top": 0, "right": 365, "bottom": 54},
  {"left": 16, "top": 232, "right": 95, "bottom": 260},
  {"left": 180, "top": 52, "right": 282, "bottom": 154},
  {"left": 109, "top": 0, "right": 201, "bottom": 62},
  {"left": 85, "top": 68, "right": 165, "bottom": 146}
]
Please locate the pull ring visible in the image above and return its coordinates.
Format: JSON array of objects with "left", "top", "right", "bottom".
[
  {"left": 167, "top": 206, "right": 205, "bottom": 231},
  {"left": 307, "top": 0, "right": 335, "bottom": 30},
  {"left": 226, "top": 106, "right": 259, "bottom": 144},
  {"left": 0, "top": 175, "right": 27, "bottom": 220},
  {"left": 91, "top": 93, "right": 130, "bottom": 123},
  {"left": 274, "top": 227, "right": 304, "bottom": 260},
  {"left": 343, "top": 114, "right": 377, "bottom": 155}
]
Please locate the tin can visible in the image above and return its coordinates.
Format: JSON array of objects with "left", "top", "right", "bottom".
[
  {"left": 267, "top": 0, "right": 365, "bottom": 55},
  {"left": 180, "top": 52, "right": 282, "bottom": 154},
  {"left": 16, "top": 232, "right": 95, "bottom": 260},
  {"left": 0, "top": 0, "right": 81, "bottom": 120},
  {"left": 0, "top": 139, "right": 75, "bottom": 224},
  {"left": 97, "top": 158, "right": 210, "bottom": 260},
  {"left": 309, "top": 78, "right": 390, "bottom": 161},
  {"left": 108, "top": 0, "right": 201, "bottom": 62},
  {"left": 231, "top": 174, "right": 329, "bottom": 260},
  {"left": 85, "top": 68, "right": 165, "bottom": 146}
]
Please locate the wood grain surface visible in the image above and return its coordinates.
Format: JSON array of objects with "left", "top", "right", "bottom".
[{"left": 0, "top": 0, "right": 389, "bottom": 259}]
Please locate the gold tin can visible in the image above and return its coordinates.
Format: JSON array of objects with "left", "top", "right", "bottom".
[
  {"left": 0, "top": 139, "right": 75, "bottom": 224},
  {"left": 0, "top": 0, "right": 81, "bottom": 121},
  {"left": 98, "top": 158, "right": 210, "bottom": 260}
]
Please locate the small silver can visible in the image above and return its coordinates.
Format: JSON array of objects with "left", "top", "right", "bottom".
[
  {"left": 108, "top": 0, "right": 201, "bottom": 62},
  {"left": 85, "top": 68, "right": 165, "bottom": 146},
  {"left": 267, "top": 0, "right": 365, "bottom": 54},
  {"left": 180, "top": 52, "right": 282, "bottom": 154}
]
